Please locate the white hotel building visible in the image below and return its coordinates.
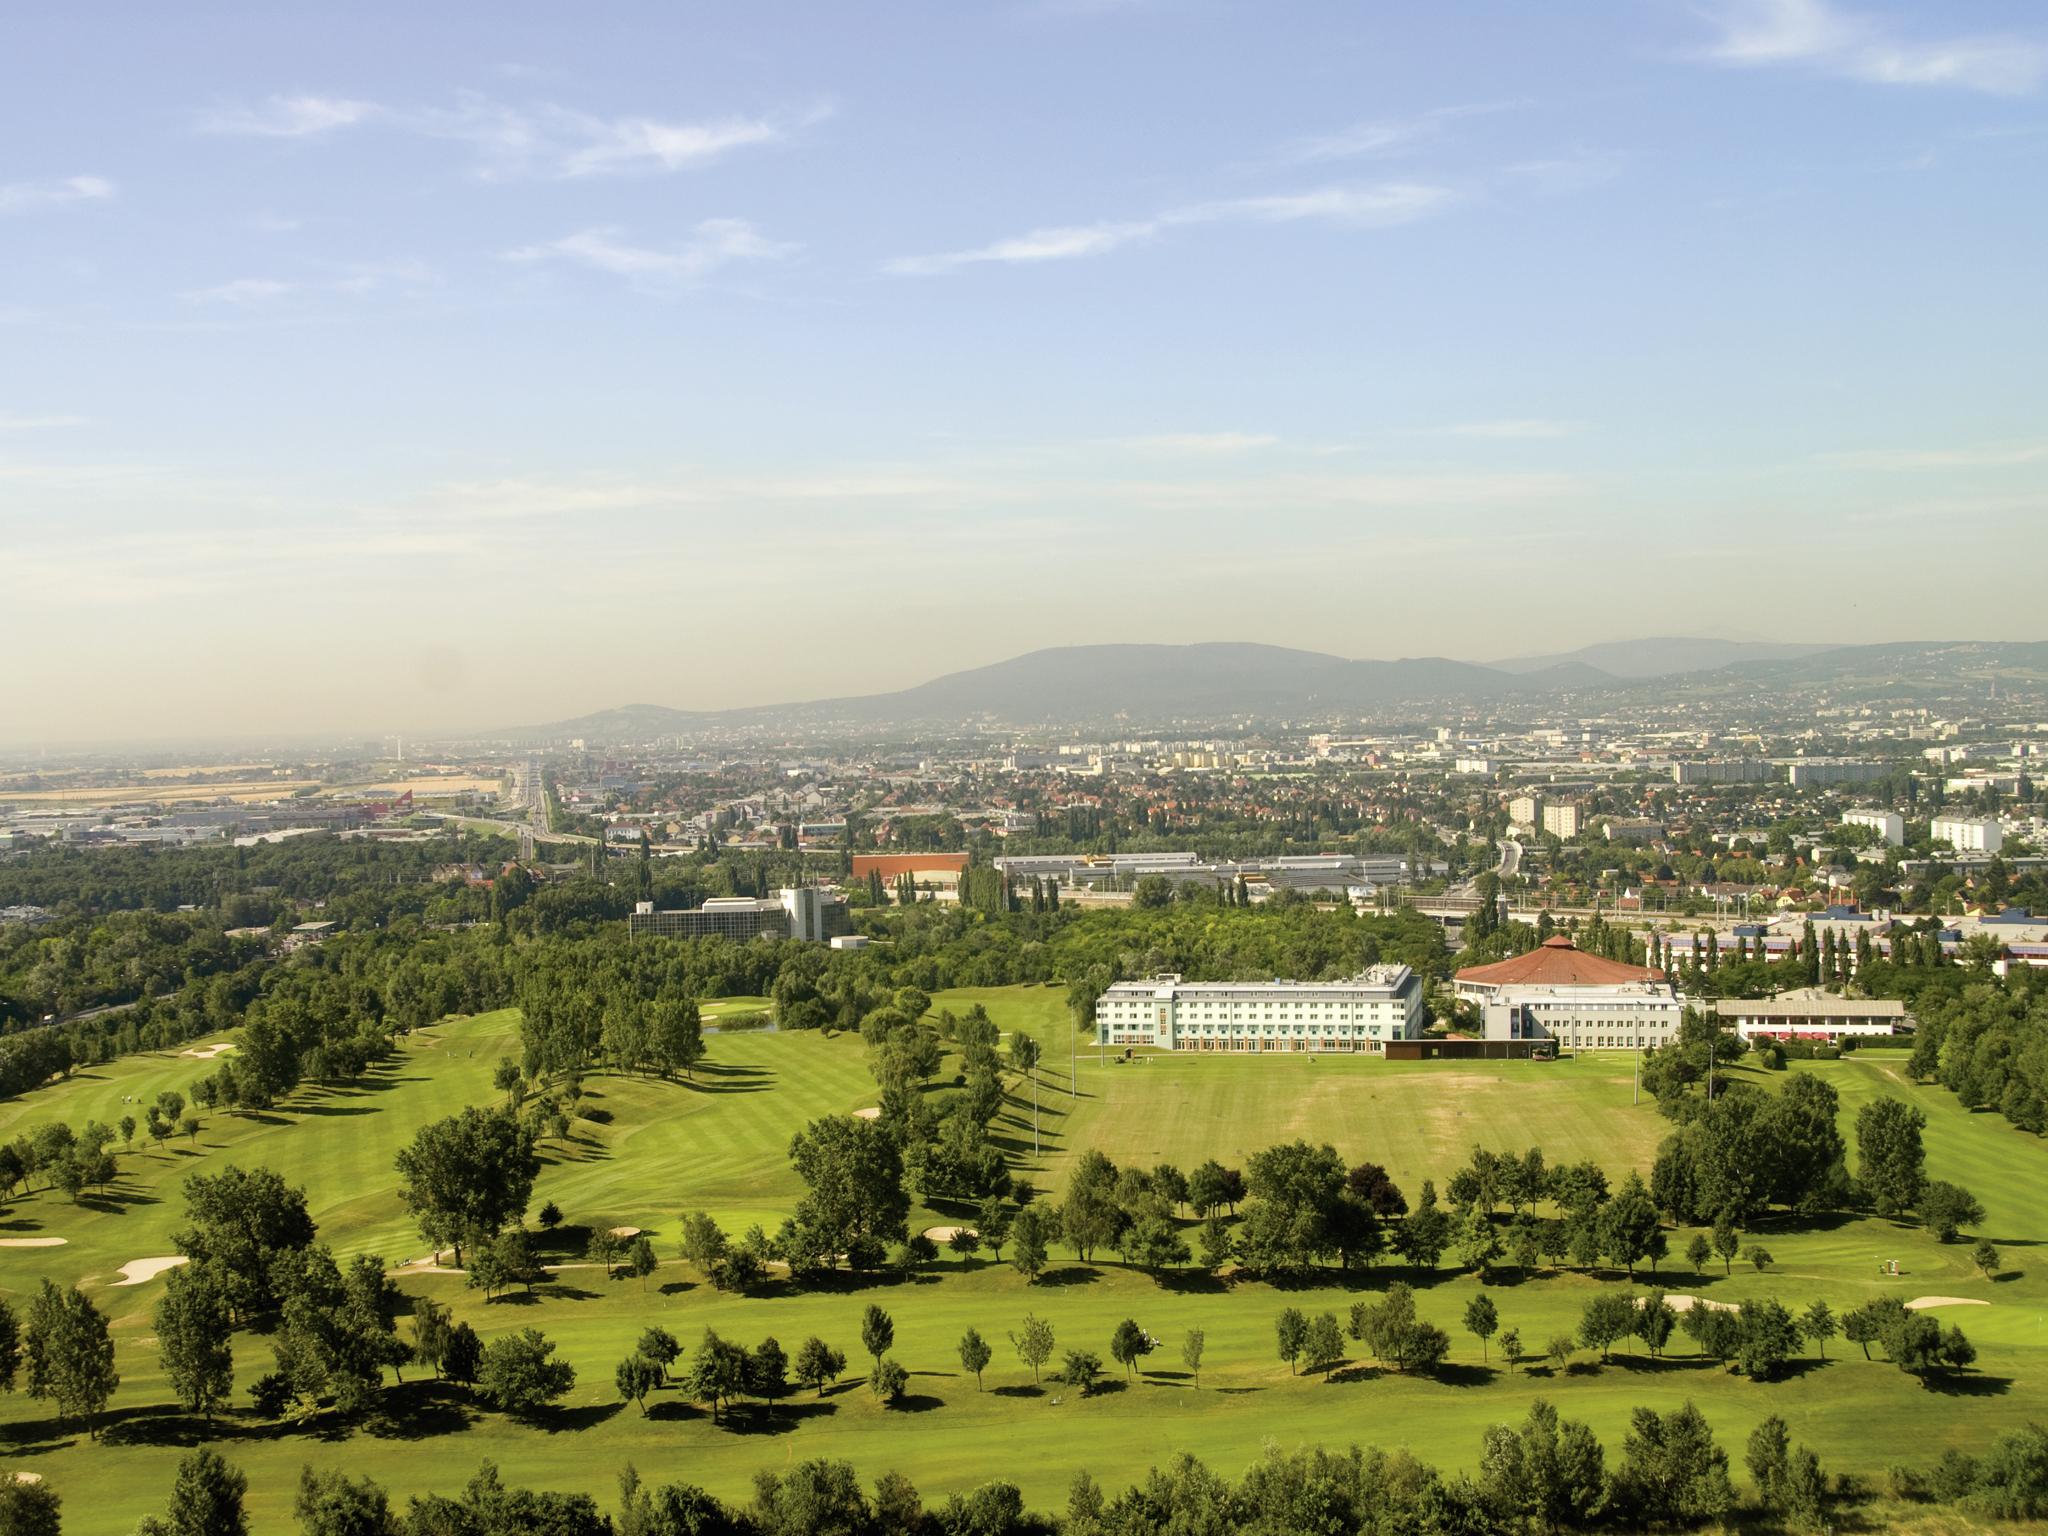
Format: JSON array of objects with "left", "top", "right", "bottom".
[{"left": 1094, "top": 966, "right": 1424, "bottom": 1053}]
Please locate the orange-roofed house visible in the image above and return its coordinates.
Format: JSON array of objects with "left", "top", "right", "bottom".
[{"left": 1455, "top": 935, "right": 1684, "bottom": 1054}]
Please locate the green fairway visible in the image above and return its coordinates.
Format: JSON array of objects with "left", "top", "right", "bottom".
[{"left": 1, "top": 999, "right": 2043, "bottom": 1533}]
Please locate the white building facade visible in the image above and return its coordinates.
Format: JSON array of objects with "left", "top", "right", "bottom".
[
  {"left": 1931, "top": 816, "right": 2003, "bottom": 853},
  {"left": 1094, "top": 968, "right": 1424, "bottom": 1053},
  {"left": 1479, "top": 984, "right": 1685, "bottom": 1051},
  {"left": 1842, "top": 809, "right": 1905, "bottom": 847}
]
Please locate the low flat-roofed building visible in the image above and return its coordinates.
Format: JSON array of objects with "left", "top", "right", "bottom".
[
  {"left": 1093, "top": 967, "right": 1423, "bottom": 1053},
  {"left": 1715, "top": 992, "right": 1906, "bottom": 1042}
]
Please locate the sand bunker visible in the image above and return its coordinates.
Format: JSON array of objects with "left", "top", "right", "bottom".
[
  {"left": 609, "top": 1226, "right": 643, "bottom": 1240},
  {"left": 0, "top": 1237, "right": 67, "bottom": 1248},
  {"left": 1659, "top": 1294, "right": 1737, "bottom": 1314},
  {"left": 1907, "top": 1296, "right": 1989, "bottom": 1310},
  {"left": 111, "top": 1256, "right": 189, "bottom": 1287},
  {"left": 181, "top": 1041, "right": 238, "bottom": 1060},
  {"left": 11, "top": 1472, "right": 40, "bottom": 1486},
  {"left": 853, "top": 1106, "right": 881, "bottom": 1120},
  {"left": 924, "top": 1226, "right": 974, "bottom": 1244}
]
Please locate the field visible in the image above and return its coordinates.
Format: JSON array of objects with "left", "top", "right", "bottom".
[
  {"left": 1, "top": 987, "right": 2043, "bottom": 1532},
  {"left": 0, "top": 780, "right": 320, "bottom": 806}
]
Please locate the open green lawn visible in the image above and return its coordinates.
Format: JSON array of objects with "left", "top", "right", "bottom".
[{"left": 1, "top": 997, "right": 2043, "bottom": 1533}]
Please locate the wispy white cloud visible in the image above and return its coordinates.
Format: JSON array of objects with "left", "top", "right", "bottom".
[
  {"left": 1286, "top": 101, "right": 1520, "bottom": 164},
  {"left": 1447, "top": 419, "right": 1585, "bottom": 439},
  {"left": 502, "top": 221, "right": 795, "bottom": 285},
  {"left": 1697, "top": 0, "right": 2047, "bottom": 96},
  {"left": 0, "top": 413, "right": 87, "bottom": 432},
  {"left": 885, "top": 182, "right": 1453, "bottom": 275},
  {"left": 179, "top": 260, "right": 434, "bottom": 306},
  {"left": 1822, "top": 440, "right": 2048, "bottom": 469},
  {"left": 0, "top": 175, "right": 115, "bottom": 214},
  {"left": 199, "top": 90, "right": 822, "bottom": 178},
  {"left": 198, "top": 94, "right": 380, "bottom": 137},
  {"left": 1122, "top": 432, "right": 1280, "bottom": 453}
]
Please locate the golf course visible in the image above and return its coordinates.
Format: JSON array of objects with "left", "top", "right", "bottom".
[{"left": 1, "top": 984, "right": 2041, "bottom": 1532}]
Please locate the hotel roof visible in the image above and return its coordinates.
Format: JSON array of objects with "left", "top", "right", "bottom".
[{"left": 1455, "top": 935, "right": 1666, "bottom": 988}]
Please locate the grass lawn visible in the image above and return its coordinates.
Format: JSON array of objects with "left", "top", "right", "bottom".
[{"left": 1, "top": 1000, "right": 2043, "bottom": 1533}]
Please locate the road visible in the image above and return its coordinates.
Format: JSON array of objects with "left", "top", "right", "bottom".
[{"left": 1497, "top": 838, "right": 1522, "bottom": 879}]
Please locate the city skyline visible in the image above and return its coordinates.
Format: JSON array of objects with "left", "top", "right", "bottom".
[{"left": 5, "top": 0, "right": 2048, "bottom": 739}]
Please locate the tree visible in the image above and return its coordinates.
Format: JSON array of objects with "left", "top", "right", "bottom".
[
  {"left": 1199, "top": 1215, "right": 1233, "bottom": 1273},
  {"left": 1974, "top": 1240, "right": 2002, "bottom": 1279},
  {"left": 154, "top": 1261, "right": 234, "bottom": 1421},
  {"left": 477, "top": 1328, "right": 575, "bottom": 1416},
  {"left": 1182, "top": 1327, "right": 1206, "bottom": 1389},
  {"left": 1396, "top": 1180, "right": 1453, "bottom": 1269},
  {"left": 1711, "top": 1216, "right": 1740, "bottom": 1276},
  {"left": 1478, "top": 1399, "right": 1607, "bottom": 1533},
  {"left": 1010, "top": 1204, "right": 1049, "bottom": 1282},
  {"left": 1579, "top": 1291, "right": 1635, "bottom": 1363},
  {"left": 1499, "top": 1327, "right": 1523, "bottom": 1374},
  {"left": 410, "top": 1297, "right": 452, "bottom": 1380},
  {"left": 441, "top": 1321, "right": 482, "bottom": 1387},
  {"left": 686, "top": 1330, "right": 752, "bottom": 1422},
  {"left": 860, "top": 1304, "right": 894, "bottom": 1372},
  {"left": 136, "top": 1449, "right": 248, "bottom": 1536},
  {"left": 616, "top": 1352, "right": 664, "bottom": 1414},
  {"left": 173, "top": 1165, "right": 315, "bottom": 1321},
  {"left": 1921, "top": 1180, "right": 1986, "bottom": 1243},
  {"left": 0, "top": 1476, "right": 60, "bottom": 1536},
  {"left": 1109, "top": 1318, "right": 1151, "bottom": 1381},
  {"left": 635, "top": 1326, "right": 682, "bottom": 1383},
  {"left": 870, "top": 1357, "right": 908, "bottom": 1405},
  {"left": 1056, "top": 1350, "right": 1103, "bottom": 1394},
  {"left": 948, "top": 1227, "right": 981, "bottom": 1264},
  {"left": 627, "top": 1235, "right": 659, "bottom": 1289},
  {"left": 750, "top": 1336, "right": 788, "bottom": 1409},
  {"left": 1303, "top": 1312, "right": 1345, "bottom": 1377},
  {"left": 976, "top": 1196, "right": 1012, "bottom": 1262},
  {"left": 1746, "top": 1244, "right": 1773, "bottom": 1273},
  {"left": 1856, "top": 1098, "right": 1928, "bottom": 1217},
  {"left": 393, "top": 1107, "right": 539, "bottom": 1266},
  {"left": 1547, "top": 1334, "right": 1575, "bottom": 1371},
  {"left": 1685, "top": 1233, "right": 1712, "bottom": 1274},
  {"left": 957, "top": 1326, "right": 993, "bottom": 1390},
  {"left": 1612, "top": 1402, "right": 1734, "bottom": 1528},
  {"left": 23, "top": 1280, "right": 117, "bottom": 1436},
  {"left": 677, "top": 1210, "right": 730, "bottom": 1274},
  {"left": 1801, "top": 1300, "right": 1836, "bottom": 1358},
  {"left": 293, "top": 1467, "right": 398, "bottom": 1536},
  {"left": 1275, "top": 1307, "right": 1309, "bottom": 1374},
  {"left": 794, "top": 1336, "right": 845, "bottom": 1396},
  {"left": 787, "top": 1115, "right": 910, "bottom": 1270},
  {"left": 1635, "top": 1291, "right": 1677, "bottom": 1358},
  {"left": 1599, "top": 1174, "right": 1661, "bottom": 1278},
  {"left": 1011, "top": 1313, "right": 1054, "bottom": 1386},
  {"left": 1464, "top": 1293, "right": 1499, "bottom": 1363},
  {"left": 1746, "top": 1414, "right": 1792, "bottom": 1507}
]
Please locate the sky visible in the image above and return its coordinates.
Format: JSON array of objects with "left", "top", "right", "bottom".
[{"left": 3, "top": 0, "right": 2047, "bottom": 743}]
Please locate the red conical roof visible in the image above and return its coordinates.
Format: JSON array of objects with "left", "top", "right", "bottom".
[{"left": 1456, "top": 935, "right": 1665, "bottom": 987}]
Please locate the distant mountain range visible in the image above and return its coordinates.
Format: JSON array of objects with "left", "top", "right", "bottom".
[
  {"left": 504, "top": 638, "right": 2048, "bottom": 741},
  {"left": 1487, "top": 637, "right": 1834, "bottom": 679}
]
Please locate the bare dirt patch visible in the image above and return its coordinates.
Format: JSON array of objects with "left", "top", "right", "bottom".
[{"left": 111, "top": 1256, "right": 188, "bottom": 1287}]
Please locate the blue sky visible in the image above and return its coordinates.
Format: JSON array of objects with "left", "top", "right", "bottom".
[{"left": 3, "top": 0, "right": 2046, "bottom": 740}]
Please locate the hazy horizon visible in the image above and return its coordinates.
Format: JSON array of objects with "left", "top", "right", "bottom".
[{"left": 5, "top": 1, "right": 2048, "bottom": 740}]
